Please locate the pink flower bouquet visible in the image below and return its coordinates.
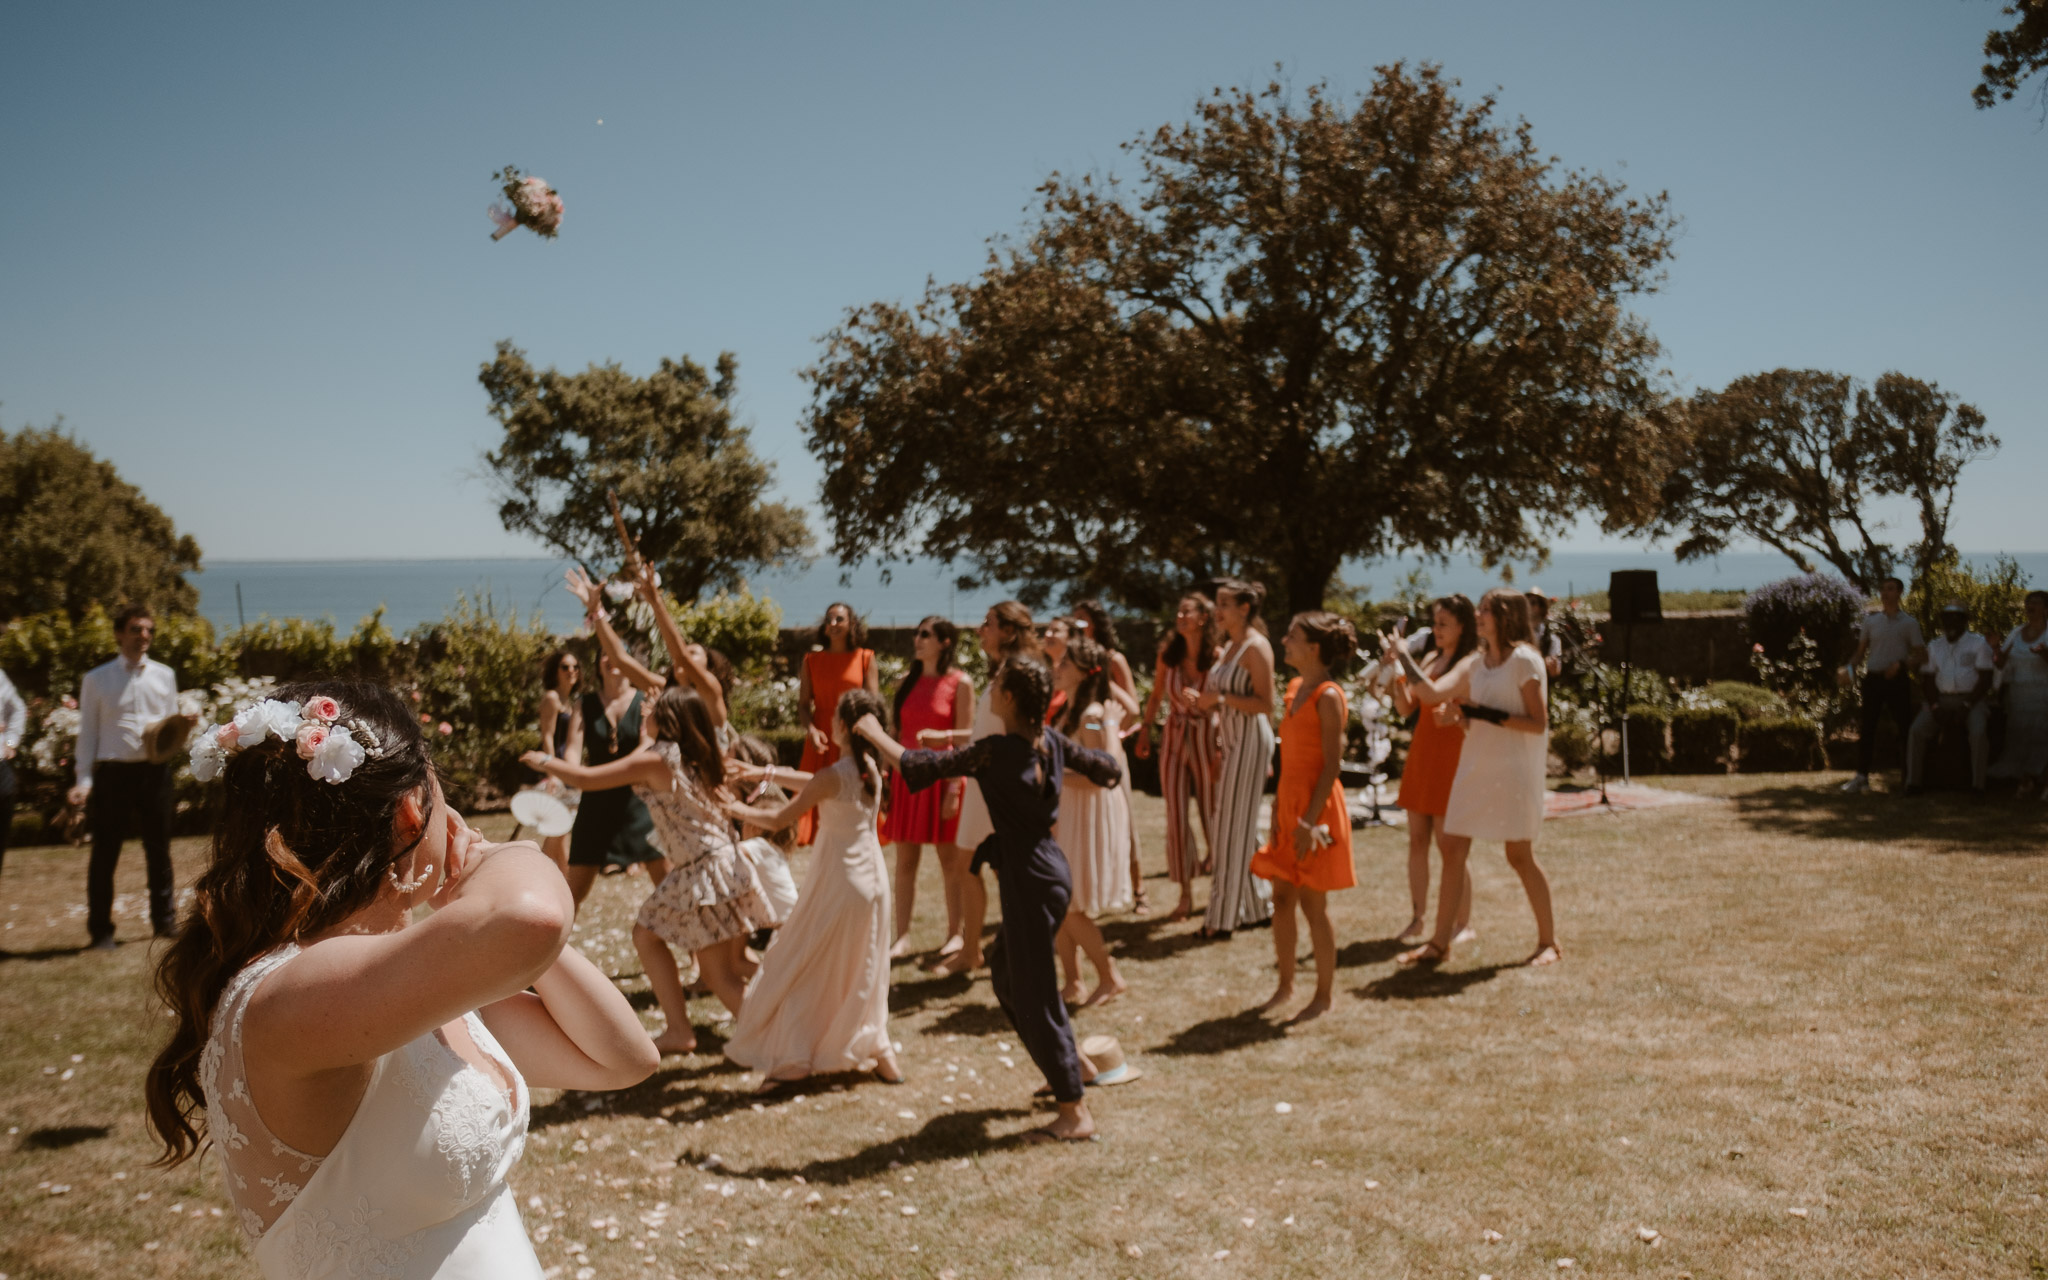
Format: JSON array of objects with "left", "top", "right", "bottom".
[{"left": 489, "top": 166, "right": 564, "bottom": 241}]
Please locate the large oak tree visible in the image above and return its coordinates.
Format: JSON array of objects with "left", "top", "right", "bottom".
[
  {"left": 803, "top": 66, "right": 1680, "bottom": 616},
  {"left": 481, "top": 343, "right": 810, "bottom": 602}
]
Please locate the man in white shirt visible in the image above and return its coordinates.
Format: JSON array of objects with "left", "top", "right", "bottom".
[
  {"left": 68, "top": 605, "right": 182, "bottom": 948},
  {"left": 1905, "top": 599, "right": 1994, "bottom": 795},
  {"left": 1842, "top": 577, "right": 1926, "bottom": 793},
  {"left": 0, "top": 663, "right": 26, "bottom": 876}
]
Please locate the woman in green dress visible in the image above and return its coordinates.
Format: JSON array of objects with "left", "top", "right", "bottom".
[{"left": 565, "top": 650, "right": 670, "bottom": 909}]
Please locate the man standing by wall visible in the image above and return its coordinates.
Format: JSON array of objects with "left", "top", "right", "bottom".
[
  {"left": 1841, "top": 576, "right": 1925, "bottom": 794},
  {"left": 66, "top": 605, "right": 180, "bottom": 949}
]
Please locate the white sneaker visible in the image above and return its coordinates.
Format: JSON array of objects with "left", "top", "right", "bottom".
[{"left": 1839, "top": 775, "right": 1869, "bottom": 794}]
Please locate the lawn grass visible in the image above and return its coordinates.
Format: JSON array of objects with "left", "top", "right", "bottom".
[{"left": 4, "top": 776, "right": 2047, "bottom": 1278}]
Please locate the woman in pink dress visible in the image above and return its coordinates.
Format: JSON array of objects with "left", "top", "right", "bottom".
[{"left": 880, "top": 617, "right": 973, "bottom": 960}]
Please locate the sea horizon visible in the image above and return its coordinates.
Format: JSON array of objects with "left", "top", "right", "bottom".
[{"left": 184, "top": 549, "right": 2048, "bottom": 639}]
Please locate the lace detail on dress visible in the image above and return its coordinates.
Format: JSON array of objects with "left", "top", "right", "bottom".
[
  {"left": 282, "top": 1195, "right": 425, "bottom": 1278},
  {"left": 204, "top": 945, "right": 327, "bottom": 1241}
]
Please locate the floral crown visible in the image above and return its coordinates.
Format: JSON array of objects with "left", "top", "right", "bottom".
[{"left": 189, "top": 695, "right": 388, "bottom": 785}]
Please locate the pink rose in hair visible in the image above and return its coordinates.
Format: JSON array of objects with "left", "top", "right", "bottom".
[
  {"left": 303, "top": 695, "right": 342, "bottom": 723},
  {"left": 296, "top": 723, "right": 329, "bottom": 759},
  {"left": 437, "top": 721, "right": 454, "bottom": 737},
  {"left": 215, "top": 723, "right": 240, "bottom": 749}
]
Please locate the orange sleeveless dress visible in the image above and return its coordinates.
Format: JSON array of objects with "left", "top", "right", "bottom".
[
  {"left": 1396, "top": 680, "right": 1466, "bottom": 817},
  {"left": 1252, "top": 678, "right": 1356, "bottom": 892},
  {"left": 797, "top": 647, "right": 875, "bottom": 845}
]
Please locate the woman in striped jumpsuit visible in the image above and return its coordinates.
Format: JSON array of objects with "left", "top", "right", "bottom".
[
  {"left": 1138, "top": 591, "right": 1220, "bottom": 922},
  {"left": 1190, "top": 579, "right": 1277, "bottom": 939}
]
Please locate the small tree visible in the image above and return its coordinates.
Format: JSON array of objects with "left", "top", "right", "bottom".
[
  {"left": 0, "top": 422, "right": 203, "bottom": 620},
  {"left": 1908, "top": 554, "right": 2030, "bottom": 638},
  {"left": 1654, "top": 369, "right": 1994, "bottom": 593},
  {"left": 481, "top": 342, "right": 810, "bottom": 603}
]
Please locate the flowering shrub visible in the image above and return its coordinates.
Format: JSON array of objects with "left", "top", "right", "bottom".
[
  {"left": 1743, "top": 574, "right": 1863, "bottom": 664},
  {"left": 726, "top": 675, "right": 802, "bottom": 735},
  {"left": 1907, "top": 554, "right": 2029, "bottom": 637}
]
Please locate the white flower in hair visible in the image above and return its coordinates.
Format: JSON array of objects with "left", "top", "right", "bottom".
[
  {"left": 306, "top": 725, "right": 367, "bottom": 784},
  {"left": 189, "top": 734, "right": 228, "bottom": 783},
  {"left": 232, "top": 699, "right": 305, "bottom": 749}
]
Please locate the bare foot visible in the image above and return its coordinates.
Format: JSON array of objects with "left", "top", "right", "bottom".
[
  {"left": 1451, "top": 924, "right": 1477, "bottom": 945},
  {"left": 1256, "top": 985, "right": 1296, "bottom": 1014},
  {"left": 1525, "top": 943, "right": 1562, "bottom": 967},
  {"left": 1395, "top": 916, "right": 1427, "bottom": 944},
  {"left": 934, "top": 934, "right": 965, "bottom": 959},
  {"left": 652, "top": 1028, "right": 698, "bottom": 1056},
  {"left": 1060, "top": 981, "right": 1086, "bottom": 1006},
  {"left": 888, "top": 935, "right": 915, "bottom": 959},
  {"left": 756, "top": 1070, "right": 808, "bottom": 1095},
  {"left": 1131, "top": 887, "right": 1151, "bottom": 917},
  {"left": 1283, "top": 995, "right": 1332, "bottom": 1027},
  {"left": 873, "top": 1052, "right": 904, "bottom": 1085},
  {"left": 1164, "top": 894, "right": 1194, "bottom": 923},
  {"left": 932, "top": 949, "right": 982, "bottom": 977},
  {"left": 1023, "top": 1101, "right": 1096, "bottom": 1143},
  {"left": 1082, "top": 976, "right": 1129, "bottom": 1008}
]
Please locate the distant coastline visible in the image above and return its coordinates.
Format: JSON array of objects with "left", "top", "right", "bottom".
[{"left": 187, "top": 550, "right": 2048, "bottom": 637}]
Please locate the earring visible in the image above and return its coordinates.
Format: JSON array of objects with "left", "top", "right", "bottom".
[{"left": 387, "top": 861, "right": 435, "bottom": 894}]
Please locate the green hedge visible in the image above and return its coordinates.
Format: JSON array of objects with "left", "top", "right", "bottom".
[
  {"left": 1670, "top": 706, "right": 1739, "bottom": 774},
  {"left": 1738, "top": 715, "right": 1827, "bottom": 772},
  {"left": 1597, "top": 704, "right": 1670, "bottom": 775},
  {"left": 1701, "top": 681, "right": 1787, "bottom": 720}
]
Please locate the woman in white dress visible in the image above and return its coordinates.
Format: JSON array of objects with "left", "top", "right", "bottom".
[
  {"left": 1053, "top": 636, "right": 1132, "bottom": 1006},
  {"left": 914, "top": 601, "right": 1039, "bottom": 976},
  {"left": 525, "top": 687, "right": 776, "bottom": 1057},
  {"left": 1384, "top": 589, "right": 1560, "bottom": 968},
  {"left": 148, "top": 681, "right": 656, "bottom": 1280},
  {"left": 722, "top": 689, "right": 902, "bottom": 1090},
  {"left": 1190, "top": 579, "right": 1276, "bottom": 939}
]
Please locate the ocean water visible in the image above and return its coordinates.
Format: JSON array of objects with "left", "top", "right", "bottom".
[{"left": 188, "top": 550, "right": 2048, "bottom": 637}]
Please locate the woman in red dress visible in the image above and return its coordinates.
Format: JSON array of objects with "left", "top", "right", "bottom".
[
  {"left": 796, "top": 602, "right": 880, "bottom": 846},
  {"left": 1387, "top": 595, "right": 1476, "bottom": 945},
  {"left": 881, "top": 617, "right": 974, "bottom": 959}
]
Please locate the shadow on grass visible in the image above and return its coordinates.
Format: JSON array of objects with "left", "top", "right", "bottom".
[
  {"left": 1728, "top": 783, "right": 2048, "bottom": 855},
  {"left": 21, "top": 1125, "right": 109, "bottom": 1149},
  {"left": 0, "top": 945, "right": 91, "bottom": 964},
  {"left": 1334, "top": 937, "right": 1408, "bottom": 969},
  {"left": 1098, "top": 917, "right": 1212, "bottom": 963},
  {"left": 530, "top": 1034, "right": 752, "bottom": 1132},
  {"left": 888, "top": 969, "right": 974, "bottom": 1016},
  {"left": 685, "top": 1106, "right": 1035, "bottom": 1186},
  {"left": 923, "top": 1002, "right": 1012, "bottom": 1037},
  {"left": 1353, "top": 963, "right": 1509, "bottom": 1001},
  {"left": 1150, "top": 1008, "right": 1288, "bottom": 1058}
]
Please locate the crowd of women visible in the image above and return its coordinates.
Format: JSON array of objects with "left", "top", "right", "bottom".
[{"left": 139, "top": 510, "right": 1569, "bottom": 1275}]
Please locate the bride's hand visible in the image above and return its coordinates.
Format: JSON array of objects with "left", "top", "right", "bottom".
[
  {"left": 429, "top": 811, "right": 491, "bottom": 909},
  {"left": 564, "top": 567, "right": 601, "bottom": 611}
]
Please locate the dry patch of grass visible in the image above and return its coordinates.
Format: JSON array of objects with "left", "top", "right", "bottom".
[{"left": 4, "top": 776, "right": 2048, "bottom": 1278}]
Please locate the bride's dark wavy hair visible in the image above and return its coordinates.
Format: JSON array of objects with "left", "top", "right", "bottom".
[{"left": 145, "top": 680, "right": 434, "bottom": 1166}]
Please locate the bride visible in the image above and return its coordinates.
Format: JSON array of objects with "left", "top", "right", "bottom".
[{"left": 146, "top": 680, "right": 657, "bottom": 1278}]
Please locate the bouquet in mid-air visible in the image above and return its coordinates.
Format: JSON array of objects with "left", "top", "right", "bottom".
[{"left": 488, "top": 166, "right": 563, "bottom": 240}]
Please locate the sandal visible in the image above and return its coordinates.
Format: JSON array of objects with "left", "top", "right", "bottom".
[{"left": 1396, "top": 941, "right": 1448, "bottom": 968}]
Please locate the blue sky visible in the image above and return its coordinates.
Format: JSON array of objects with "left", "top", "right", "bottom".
[{"left": 3, "top": 0, "right": 2042, "bottom": 564}]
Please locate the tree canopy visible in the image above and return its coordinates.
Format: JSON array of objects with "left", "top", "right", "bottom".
[
  {"left": 481, "top": 343, "right": 810, "bottom": 602},
  {"left": 0, "top": 421, "right": 203, "bottom": 620},
  {"left": 803, "top": 65, "right": 1680, "bottom": 616},
  {"left": 1651, "top": 370, "right": 1995, "bottom": 593},
  {"left": 1974, "top": 0, "right": 2048, "bottom": 111}
]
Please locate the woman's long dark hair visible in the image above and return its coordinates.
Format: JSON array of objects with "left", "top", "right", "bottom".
[
  {"left": 1479, "top": 588, "right": 1536, "bottom": 652},
  {"left": 147, "top": 681, "right": 433, "bottom": 1166},
  {"left": 837, "top": 688, "right": 889, "bottom": 800},
  {"left": 1161, "top": 592, "right": 1217, "bottom": 672},
  {"left": 1069, "top": 601, "right": 1122, "bottom": 656},
  {"left": 892, "top": 615, "right": 959, "bottom": 730},
  {"left": 1424, "top": 594, "right": 1479, "bottom": 666},
  {"left": 1288, "top": 611, "right": 1359, "bottom": 673},
  {"left": 813, "top": 601, "right": 867, "bottom": 652},
  {"left": 986, "top": 601, "right": 1040, "bottom": 660},
  {"left": 1057, "top": 635, "right": 1112, "bottom": 737},
  {"left": 650, "top": 686, "right": 724, "bottom": 788},
  {"left": 994, "top": 654, "right": 1055, "bottom": 728}
]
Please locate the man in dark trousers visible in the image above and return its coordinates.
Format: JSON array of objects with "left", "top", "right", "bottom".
[
  {"left": 1841, "top": 577, "right": 1925, "bottom": 794},
  {"left": 67, "top": 605, "right": 182, "bottom": 949}
]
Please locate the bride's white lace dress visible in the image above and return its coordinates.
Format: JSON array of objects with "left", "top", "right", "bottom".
[{"left": 203, "top": 945, "right": 542, "bottom": 1278}]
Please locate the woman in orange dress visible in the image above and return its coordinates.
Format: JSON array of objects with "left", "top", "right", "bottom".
[
  {"left": 1252, "top": 612, "right": 1358, "bottom": 1027},
  {"left": 796, "top": 602, "right": 880, "bottom": 845},
  {"left": 1388, "top": 595, "right": 1476, "bottom": 945}
]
